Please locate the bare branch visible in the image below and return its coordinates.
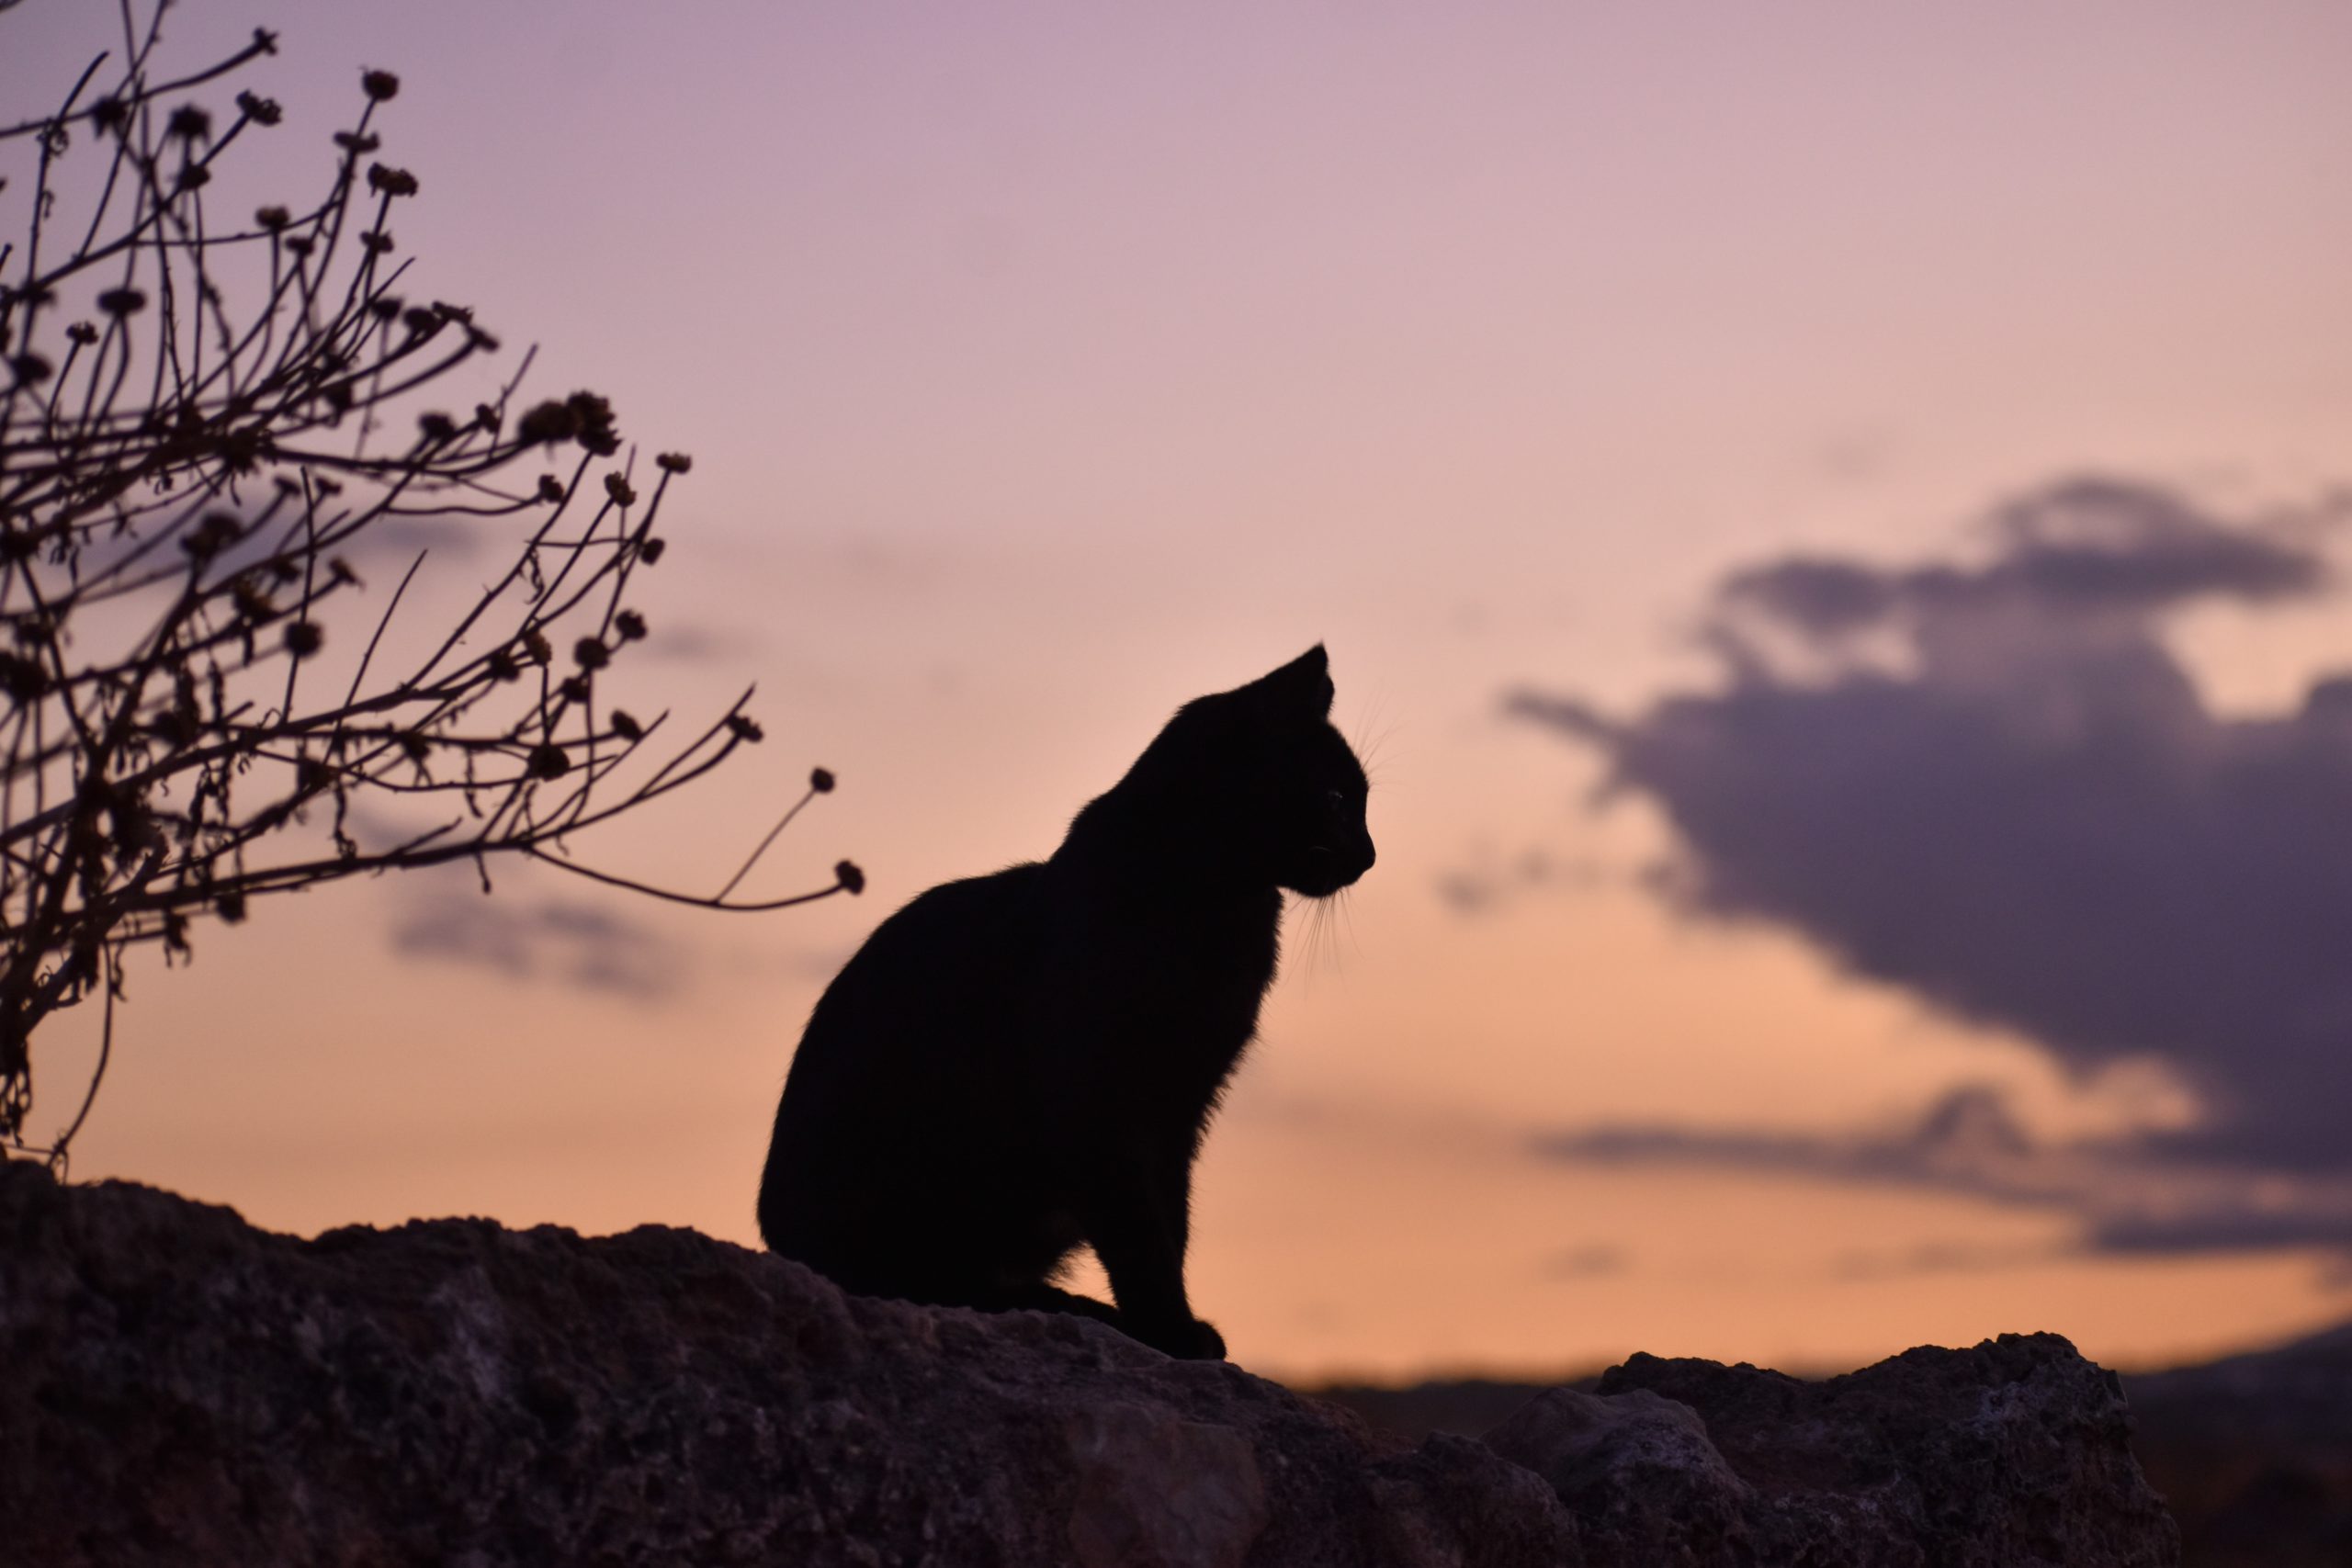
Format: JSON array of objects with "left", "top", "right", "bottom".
[{"left": 0, "top": 7, "right": 854, "bottom": 1168}]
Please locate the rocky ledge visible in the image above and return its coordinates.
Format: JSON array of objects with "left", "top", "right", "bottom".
[{"left": 0, "top": 1162, "right": 2177, "bottom": 1566}]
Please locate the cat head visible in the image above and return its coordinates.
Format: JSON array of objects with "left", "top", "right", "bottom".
[{"left": 1114, "top": 645, "right": 1375, "bottom": 897}]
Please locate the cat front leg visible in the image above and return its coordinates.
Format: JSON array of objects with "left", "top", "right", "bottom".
[{"left": 1079, "top": 1146, "right": 1226, "bottom": 1360}]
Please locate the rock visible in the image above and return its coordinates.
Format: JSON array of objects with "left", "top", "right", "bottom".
[
  {"left": 1063, "top": 1404, "right": 1267, "bottom": 1568},
  {"left": 1576, "top": 1340, "right": 2184, "bottom": 1567},
  {"left": 0, "top": 1162, "right": 2177, "bottom": 1566},
  {"left": 1484, "top": 1386, "right": 1751, "bottom": 1561}
]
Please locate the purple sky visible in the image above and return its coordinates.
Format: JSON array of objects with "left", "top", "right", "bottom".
[{"left": 8, "top": 0, "right": 2352, "bottom": 1376}]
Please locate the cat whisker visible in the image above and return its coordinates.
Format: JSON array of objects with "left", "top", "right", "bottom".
[
  {"left": 1351, "top": 698, "right": 1402, "bottom": 787},
  {"left": 1350, "top": 693, "right": 1391, "bottom": 760},
  {"left": 1295, "top": 884, "right": 1353, "bottom": 984}
]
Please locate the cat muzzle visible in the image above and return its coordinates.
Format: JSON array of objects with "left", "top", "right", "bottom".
[{"left": 1292, "top": 836, "right": 1375, "bottom": 897}]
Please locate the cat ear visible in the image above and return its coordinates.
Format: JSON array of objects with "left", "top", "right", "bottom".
[{"left": 1256, "top": 644, "right": 1334, "bottom": 718}]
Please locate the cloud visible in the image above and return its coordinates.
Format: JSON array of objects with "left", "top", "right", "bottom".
[
  {"left": 98, "top": 506, "right": 500, "bottom": 579},
  {"left": 1719, "top": 479, "right": 2324, "bottom": 634},
  {"left": 1434, "top": 845, "right": 1600, "bottom": 916},
  {"left": 1825, "top": 1240, "right": 2067, "bottom": 1281},
  {"left": 1537, "top": 1085, "right": 2063, "bottom": 1204},
  {"left": 389, "top": 888, "right": 686, "bottom": 1001},
  {"left": 633, "top": 620, "right": 755, "bottom": 665},
  {"left": 1537, "top": 1085, "right": 2352, "bottom": 1263},
  {"left": 2085, "top": 1205, "right": 2352, "bottom": 1257},
  {"left": 1512, "top": 476, "right": 2352, "bottom": 1257},
  {"left": 1505, "top": 479, "right": 2352, "bottom": 1259},
  {"left": 1540, "top": 1244, "right": 1629, "bottom": 1280},
  {"left": 1815, "top": 427, "right": 1899, "bottom": 485},
  {"left": 339, "top": 512, "right": 496, "bottom": 570}
]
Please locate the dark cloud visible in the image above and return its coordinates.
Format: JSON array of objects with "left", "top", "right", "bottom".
[
  {"left": 1537, "top": 1086, "right": 2062, "bottom": 1205},
  {"left": 2086, "top": 1205, "right": 2352, "bottom": 1258},
  {"left": 389, "top": 888, "right": 685, "bottom": 1001},
  {"left": 1513, "top": 476, "right": 2352, "bottom": 1258},
  {"left": 1825, "top": 1240, "right": 2066, "bottom": 1281},
  {"left": 1714, "top": 479, "right": 2324, "bottom": 637},
  {"left": 1514, "top": 474, "right": 2352, "bottom": 1259},
  {"left": 1538, "top": 1085, "right": 2352, "bottom": 1263}
]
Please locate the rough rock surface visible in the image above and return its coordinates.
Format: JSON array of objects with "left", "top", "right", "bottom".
[
  {"left": 0, "top": 1163, "right": 2177, "bottom": 1566},
  {"left": 1518, "top": 1342, "right": 2181, "bottom": 1566}
]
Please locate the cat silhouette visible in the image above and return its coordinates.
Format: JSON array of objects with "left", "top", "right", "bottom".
[{"left": 757, "top": 646, "right": 1375, "bottom": 1359}]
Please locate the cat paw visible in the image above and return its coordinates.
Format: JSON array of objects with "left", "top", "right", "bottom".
[{"left": 1146, "top": 1315, "right": 1226, "bottom": 1360}]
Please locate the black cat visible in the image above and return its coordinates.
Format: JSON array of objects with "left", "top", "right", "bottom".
[{"left": 757, "top": 646, "right": 1374, "bottom": 1359}]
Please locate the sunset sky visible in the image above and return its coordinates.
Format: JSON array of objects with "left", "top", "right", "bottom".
[{"left": 9, "top": 0, "right": 2352, "bottom": 1382}]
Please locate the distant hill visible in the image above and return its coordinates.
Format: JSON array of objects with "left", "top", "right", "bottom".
[{"left": 2127, "top": 1319, "right": 2352, "bottom": 1568}]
